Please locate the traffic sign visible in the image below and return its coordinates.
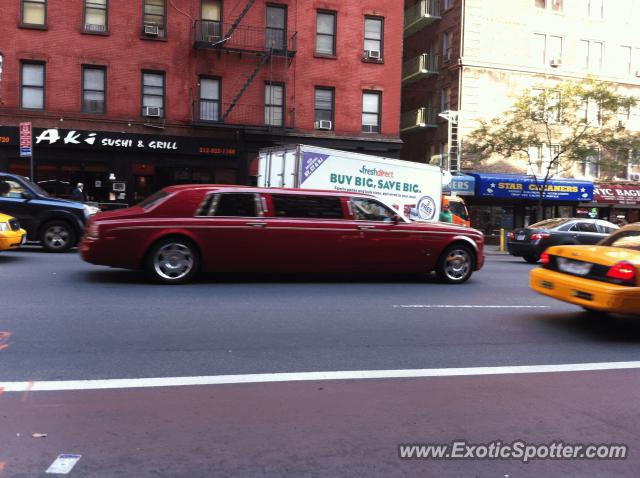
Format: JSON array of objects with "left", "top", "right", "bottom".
[{"left": 19, "top": 122, "right": 32, "bottom": 157}]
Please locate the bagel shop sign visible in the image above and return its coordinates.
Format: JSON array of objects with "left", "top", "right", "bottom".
[
  {"left": 593, "top": 183, "right": 640, "bottom": 205},
  {"left": 0, "top": 127, "right": 237, "bottom": 157}
]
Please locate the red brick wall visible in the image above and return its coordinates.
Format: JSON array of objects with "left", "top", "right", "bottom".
[{"left": 0, "top": 0, "right": 402, "bottom": 139}]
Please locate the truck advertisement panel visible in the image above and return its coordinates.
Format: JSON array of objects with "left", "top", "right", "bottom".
[{"left": 259, "top": 146, "right": 443, "bottom": 221}]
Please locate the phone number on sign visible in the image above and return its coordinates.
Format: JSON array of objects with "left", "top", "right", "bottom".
[{"left": 199, "top": 147, "right": 236, "bottom": 155}]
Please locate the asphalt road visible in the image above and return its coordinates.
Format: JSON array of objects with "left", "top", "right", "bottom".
[{"left": 1, "top": 248, "right": 640, "bottom": 477}]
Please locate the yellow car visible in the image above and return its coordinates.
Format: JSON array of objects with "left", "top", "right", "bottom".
[
  {"left": 0, "top": 213, "right": 26, "bottom": 251},
  {"left": 530, "top": 223, "right": 640, "bottom": 316}
]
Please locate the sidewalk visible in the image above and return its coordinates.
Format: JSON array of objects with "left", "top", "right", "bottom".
[{"left": 484, "top": 244, "right": 509, "bottom": 256}]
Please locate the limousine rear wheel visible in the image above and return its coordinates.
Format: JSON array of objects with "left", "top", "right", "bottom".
[
  {"left": 435, "top": 245, "right": 474, "bottom": 284},
  {"left": 146, "top": 237, "right": 200, "bottom": 284}
]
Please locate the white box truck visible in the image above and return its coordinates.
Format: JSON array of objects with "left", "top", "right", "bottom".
[{"left": 258, "top": 144, "right": 445, "bottom": 221}]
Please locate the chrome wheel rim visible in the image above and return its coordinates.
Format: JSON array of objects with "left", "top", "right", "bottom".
[
  {"left": 444, "top": 248, "right": 471, "bottom": 281},
  {"left": 44, "top": 225, "right": 70, "bottom": 249},
  {"left": 153, "top": 243, "right": 194, "bottom": 281}
]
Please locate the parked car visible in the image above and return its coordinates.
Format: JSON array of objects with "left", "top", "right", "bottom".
[
  {"left": 0, "top": 173, "right": 99, "bottom": 252},
  {"left": 507, "top": 218, "right": 619, "bottom": 263},
  {"left": 80, "top": 185, "right": 485, "bottom": 284},
  {"left": 0, "top": 212, "right": 26, "bottom": 252},
  {"left": 530, "top": 223, "right": 640, "bottom": 316}
]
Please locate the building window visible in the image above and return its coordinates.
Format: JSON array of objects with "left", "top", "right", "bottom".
[
  {"left": 363, "top": 17, "right": 383, "bottom": 60},
  {"left": 265, "top": 83, "right": 284, "bottom": 127},
  {"left": 314, "top": 87, "right": 334, "bottom": 129},
  {"left": 582, "top": 150, "right": 600, "bottom": 178},
  {"left": 442, "top": 30, "right": 453, "bottom": 63},
  {"left": 440, "top": 87, "right": 451, "bottom": 113},
  {"left": 200, "top": 0, "right": 222, "bottom": 41},
  {"left": 362, "top": 91, "right": 381, "bottom": 133},
  {"left": 578, "top": 99, "right": 601, "bottom": 126},
  {"left": 199, "top": 77, "right": 220, "bottom": 122},
  {"left": 620, "top": 45, "right": 632, "bottom": 75},
  {"left": 579, "top": 39, "right": 603, "bottom": 71},
  {"left": 142, "top": 0, "right": 166, "bottom": 38},
  {"left": 84, "top": 0, "right": 107, "bottom": 32},
  {"left": 532, "top": 33, "right": 562, "bottom": 66},
  {"left": 582, "top": 0, "right": 604, "bottom": 18},
  {"left": 535, "top": 0, "right": 563, "bottom": 12},
  {"left": 20, "top": 62, "right": 45, "bottom": 110},
  {"left": 82, "top": 66, "right": 105, "bottom": 114},
  {"left": 141, "top": 72, "right": 164, "bottom": 118},
  {"left": 443, "top": 0, "right": 453, "bottom": 11},
  {"left": 315, "top": 11, "right": 336, "bottom": 56},
  {"left": 265, "top": 5, "right": 286, "bottom": 51},
  {"left": 21, "top": 0, "right": 46, "bottom": 26}
]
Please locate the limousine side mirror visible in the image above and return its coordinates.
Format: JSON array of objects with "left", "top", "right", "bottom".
[
  {"left": 393, "top": 214, "right": 401, "bottom": 224},
  {"left": 21, "top": 191, "right": 34, "bottom": 200}
]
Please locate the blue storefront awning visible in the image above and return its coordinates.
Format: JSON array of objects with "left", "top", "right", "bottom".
[
  {"left": 469, "top": 173, "right": 593, "bottom": 202},
  {"left": 443, "top": 174, "right": 475, "bottom": 196}
]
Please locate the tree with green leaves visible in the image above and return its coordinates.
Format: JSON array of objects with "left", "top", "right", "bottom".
[{"left": 465, "top": 78, "right": 638, "bottom": 217}]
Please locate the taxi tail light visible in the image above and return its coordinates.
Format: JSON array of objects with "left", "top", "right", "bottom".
[
  {"left": 530, "top": 232, "right": 550, "bottom": 241},
  {"left": 606, "top": 261, "right": 637, "bottom": 285},
  {"left": 540, "top": 251, "right": 550, "bottom": 265}
]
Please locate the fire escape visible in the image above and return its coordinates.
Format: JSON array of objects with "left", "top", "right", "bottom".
[{"left": 193, "top": 1, "right": 297, "bottom": 129}]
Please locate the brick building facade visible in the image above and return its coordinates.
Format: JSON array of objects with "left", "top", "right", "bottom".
[{"left": 0, "top": 0, "right": 402, "bottom": 205}]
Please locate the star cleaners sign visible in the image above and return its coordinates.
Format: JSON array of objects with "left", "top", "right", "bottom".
[{"left": 470, "top": 174, "right": 593, "bottom": 201}]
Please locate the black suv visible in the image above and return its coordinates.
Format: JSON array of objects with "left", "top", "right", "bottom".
[
  {"left": 507, "top": 218, "right": 619, "bottom": 263},
  {"left": 0, "top": 173, "right": 97, "bottom": 252}
]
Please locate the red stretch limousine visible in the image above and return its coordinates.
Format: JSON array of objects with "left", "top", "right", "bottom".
[{"left": 80, "top": 185, "right": 485, "bottom": 284}]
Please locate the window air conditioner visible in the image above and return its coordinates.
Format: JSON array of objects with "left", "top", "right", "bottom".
[
  {"left": 144, "top": 23, "right": 159, "bottom": 36},
  {"left": 364, "top": 50, "right": 381, "bottom": 60},
  {"left": 550, "top": 58, "right": 562, "bottom": 67},
  {"left": 144, "top": 106, "right": 161, "bottom": 117},
  {"left": 314, "top": 120, "right": 332, "bottom": 130},
  {"left": 630, "top": 173, "right": 640, "bottom": 181},
  {"left": 84, "top": 23, "right": 106, "bottom": 32}
]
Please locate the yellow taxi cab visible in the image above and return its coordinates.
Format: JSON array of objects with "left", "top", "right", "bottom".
[
  {"left": 530, "top": 223, "right": 640, "bottom": 316},
  {"left": 0, "top": 212, "right": 26, "bottom": 251}
]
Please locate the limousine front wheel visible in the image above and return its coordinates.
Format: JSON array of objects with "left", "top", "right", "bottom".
[
  {"left": 146, "top": 237, "right": 200, "bottom": 284},
  {"left": 435, "top": 245, "right": 474, "bottom": 284}
]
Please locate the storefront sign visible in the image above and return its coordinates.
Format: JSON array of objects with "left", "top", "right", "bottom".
[
  {"left": 593, "top": 183, "right": 640, "bottom": 205},
  {"left": 443, "top": 174, "right": 475, "bottom": 196},
  {"left": 0, "top": 127, "right": 237, "bottom": 158},
  {"left": 470, "top": 173, "right": 593, "bottom": 201}
]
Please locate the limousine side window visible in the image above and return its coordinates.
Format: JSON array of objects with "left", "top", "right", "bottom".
[
  {"left": 352, "top": 197, "right": 396, "bottom": 222},
  {"left": 196, "top": 193, "right": 257, "bottom": 217},
  {"left": 271, "top": 194, "right": 344, "bottom": 219}
]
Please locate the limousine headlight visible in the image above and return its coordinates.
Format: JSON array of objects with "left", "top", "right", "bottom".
[{"left": 83, "top": 204, "right": 101, "bottom": 218}]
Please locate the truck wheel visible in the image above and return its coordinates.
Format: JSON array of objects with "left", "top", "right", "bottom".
[
  {"left": 145, "top": 237, "right": 200, "bottom": 284},
  {"left": 523, "top": 254, "right": 539, "bottom": 263},
  {"left": 40, "top": 220, "right": 76, "bottom": 252},
  {"left": 435, "top": 245, "right": 475, "bottom": 284}
]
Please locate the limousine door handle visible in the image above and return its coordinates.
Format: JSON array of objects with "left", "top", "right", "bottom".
[
  {"left": 357, "top": 225, "right": 376, "bottom": 230},
  {"left": 246, "top": 222, "right": 267, "bottom": 228}
]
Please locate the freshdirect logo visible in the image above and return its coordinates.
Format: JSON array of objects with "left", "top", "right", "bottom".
[{"left": 359, "top": 165, "right": 394, "bottom": 178}]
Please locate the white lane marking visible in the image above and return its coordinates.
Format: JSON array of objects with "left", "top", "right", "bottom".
[
  {"left": 393, "top": 305, "right": 550, "bottom": 308},
  {"left": 2, "top": 362, "right": 640, "bottom": 392}
]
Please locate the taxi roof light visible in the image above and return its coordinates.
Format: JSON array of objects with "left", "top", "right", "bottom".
[{"left": 606, "top": 261, "right": 636, "bottom": 284}]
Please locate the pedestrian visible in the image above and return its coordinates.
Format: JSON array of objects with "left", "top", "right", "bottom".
[
  {"left": 71, "top": 182, "right": 86, "bottom": 203},
  {"left": 439, "top": 204, "right": 453, "bottom": 223}
]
